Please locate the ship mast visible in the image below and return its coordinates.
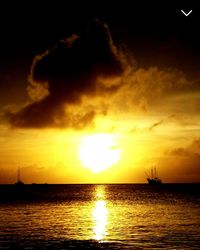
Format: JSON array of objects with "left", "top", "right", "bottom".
[
  {"left": 154, "top": 167, "right": 156, "bottom": 178},
  {"left": 15, "top": 166, "right": 24, "bottom": 185},
  {"left": 17, "top": 167, "right": 22, "bottom": 183},
  {"left": 18, "top": 167, "right": 20, "bottom": 182},
  {"left": 151, "top": 168, "right": 153, "bottom": 179}
]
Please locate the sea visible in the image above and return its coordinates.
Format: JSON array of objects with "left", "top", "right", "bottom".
[{"left": 0, "top": 184, "right": 200, "bottom": 249}]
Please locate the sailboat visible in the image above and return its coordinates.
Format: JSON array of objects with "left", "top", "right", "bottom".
[
  {"left": 147, "top": 166, "right": 162, "bottom": 185},
  {"left": 15, "top": 167, "right": 24, "bottom": 185}
]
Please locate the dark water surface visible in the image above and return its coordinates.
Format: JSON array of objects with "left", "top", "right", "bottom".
[{"left": 0, "top": 184, "right": 200, "bottom": 249}]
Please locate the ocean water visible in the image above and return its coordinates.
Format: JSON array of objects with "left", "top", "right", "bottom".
[{"left": 0, "top": 184, "right": 200, "bottom": 249}]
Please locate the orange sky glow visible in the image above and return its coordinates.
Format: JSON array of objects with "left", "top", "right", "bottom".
[{"left": 1, "top": 20, "right": 200, "bottom": 184}]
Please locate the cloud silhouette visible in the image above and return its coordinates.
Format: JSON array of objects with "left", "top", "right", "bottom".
[{"left": 8, "top": 19, "right": 125, "bottom": 128}]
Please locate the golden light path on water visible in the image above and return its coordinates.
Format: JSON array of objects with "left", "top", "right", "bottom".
[{"left": 92, "top": 186, "right": 108, "bottom": 241}]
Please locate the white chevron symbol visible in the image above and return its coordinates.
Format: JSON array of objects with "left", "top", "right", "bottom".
[{"left": 181, "top": 10, "right": 192, "bottom": 16}]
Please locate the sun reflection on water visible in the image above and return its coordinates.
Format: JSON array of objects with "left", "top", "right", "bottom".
[{"left": 92, "top": 186, "right": 108, "bottom": 241}]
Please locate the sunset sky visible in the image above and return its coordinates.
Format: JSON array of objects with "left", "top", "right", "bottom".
[{"left": 0, "top": 1, "right": 200, "bottom": 183}]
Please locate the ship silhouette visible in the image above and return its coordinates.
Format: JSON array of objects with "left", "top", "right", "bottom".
[
  {"left": 146, "top": 167, "right": 162, "bottom": 185},
  {"left": 14, "top": 167, "right": 24, "bottom": 186}
]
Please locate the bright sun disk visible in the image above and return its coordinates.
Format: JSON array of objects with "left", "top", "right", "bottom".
[{"left": 79, "top": 133, "right": 121, "bottom": 173}]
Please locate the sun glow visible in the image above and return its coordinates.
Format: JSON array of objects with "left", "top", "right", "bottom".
[
  {"left": 79, "top": 133, "right": 121, "bottom": 173},
  {"left": 93, "top": 200, "right": 108, "bottom": 241},
  {"left": 93, "top": 185, "right": 108, "bottom": 241}
]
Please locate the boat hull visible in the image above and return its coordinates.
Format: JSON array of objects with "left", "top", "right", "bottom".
[{"left": 147, "top": 178, "right": 162, "bottom": 185}]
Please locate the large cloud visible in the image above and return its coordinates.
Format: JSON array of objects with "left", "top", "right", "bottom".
[
  {"left": 6, "top": 19, "right": 200, "bottom": 131},
  {"left": 8, "top": 19, "right": 125, "bottom": 128}
]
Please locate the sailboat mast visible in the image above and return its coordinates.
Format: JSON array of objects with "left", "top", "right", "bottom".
[
  {"left": 18, "top": 167, "right": 20, "bottom": 182},
  {"left": 151, "top": 168, "right": 153, "bottom": 179},
  {"left": 154, "top": 167, "right": 156, "bottom": 178}
]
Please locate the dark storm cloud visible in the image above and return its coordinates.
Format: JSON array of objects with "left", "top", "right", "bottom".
[{"left": 7, "top": 19, "right": 125, "bottom": 128}]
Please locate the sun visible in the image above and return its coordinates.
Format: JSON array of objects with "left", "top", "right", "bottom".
[{"left": 79, "top": 133, "right": 121, "bottom": 173}]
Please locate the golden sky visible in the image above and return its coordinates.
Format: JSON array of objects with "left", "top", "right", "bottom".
[{"left": 0, "top": 20, "right": 200, "bottom": 184}]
